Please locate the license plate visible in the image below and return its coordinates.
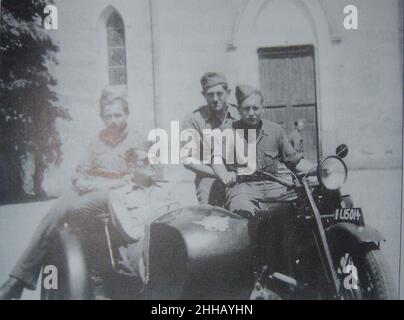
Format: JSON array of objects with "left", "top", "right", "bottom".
[{"left": 334, "top": 208, "right": 364, "bottom": 226}]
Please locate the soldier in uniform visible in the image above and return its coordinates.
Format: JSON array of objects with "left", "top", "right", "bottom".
[
  {"left": 211, "top": 85, "right": 313, "bottom": 272},
  {"left": 181, "top": 72, "right": 239, "bottom": 206},
  {"left": 0, "top": 88, "right": 154, "bottom": 299},
  {"left": 212, "top": 85, "right": 312, "bottom": 217}
]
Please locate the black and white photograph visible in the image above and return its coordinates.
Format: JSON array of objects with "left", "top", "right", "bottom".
[{"left": 0, "top": 0, "right": 403, "bottom": 302}]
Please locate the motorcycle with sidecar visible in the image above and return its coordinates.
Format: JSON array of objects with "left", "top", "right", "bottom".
[{"left": 40, "top": 145, "right": 396, "bottom": 300}]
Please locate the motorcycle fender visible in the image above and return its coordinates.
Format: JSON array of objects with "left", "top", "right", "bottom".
[{"left": 326, "top": 222, "right": 385, "bottom": 248}]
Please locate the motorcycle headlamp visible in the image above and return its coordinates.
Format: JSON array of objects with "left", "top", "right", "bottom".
[{"left": 317, "top": 156, "right": 348, "bottom": 190}]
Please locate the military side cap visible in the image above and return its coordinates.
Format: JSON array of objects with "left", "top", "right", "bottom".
[
  {"left": 235, "top": 84, "right": 263, "bottom": 105},
  {"left": 200, "top": 72, "right": 228, "bottom": 90},
  {"left": 100, "top": 85, "right": 128, "bottom": 107}
]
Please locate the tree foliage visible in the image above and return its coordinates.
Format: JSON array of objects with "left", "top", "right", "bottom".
[{"left": 0, "top": 0, "right": 70, "bottom": 202}]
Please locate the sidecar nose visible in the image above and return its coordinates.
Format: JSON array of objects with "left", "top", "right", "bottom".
[{"left": 145, "top": 205, "right": 254, "bottom": 300}]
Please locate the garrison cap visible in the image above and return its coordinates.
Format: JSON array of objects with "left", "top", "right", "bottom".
[
  {"left": 200, "top": 72, "right": 228, "bottom": 91},
  {"left": 100, "top": 85, "right": 128, "bottom": 108},
  {"left": 235, "top": 84, "right": 263, "bottom": 106}
]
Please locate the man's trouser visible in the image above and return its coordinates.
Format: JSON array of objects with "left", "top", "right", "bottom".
[
  {"left": 10, "top": 189, "right": 110, "bottom": 290},
  {"left": 225, "top": 180, "right": 288, "bottom": 216},
  {"left": 224, "top": 180, "right": 294, "bottom": 271},
  {"left": 194, "top": 175, "right": 226, "bottom": 207}
]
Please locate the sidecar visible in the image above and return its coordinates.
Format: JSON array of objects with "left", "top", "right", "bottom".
[
  {"left": 40, "top": 204, "right": 254, "bottom": 300},
  {"left": 145, "top": 205, "right": 253, "bottom": 299}
]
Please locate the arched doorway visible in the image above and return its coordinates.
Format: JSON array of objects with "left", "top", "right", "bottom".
[{"left": 228, "top": 0, "right": 337, "bottom": 160}]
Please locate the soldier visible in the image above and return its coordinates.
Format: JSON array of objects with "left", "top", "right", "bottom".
[
  {"left": 211, "top": 84, "right": 313, "bottom": 275},
  {"left": 181, "top": 72, "right": 239, "bottom": 206},
  {"left": 0, "top": 88, "right": 154, "bottom": 299},
  {"left": 212, "top": 85, "right": 312, "bottom": 218}
]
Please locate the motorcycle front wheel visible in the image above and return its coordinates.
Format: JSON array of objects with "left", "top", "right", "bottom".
[{"left": 333, "top": 246, "right": 396, "bottom": 300}]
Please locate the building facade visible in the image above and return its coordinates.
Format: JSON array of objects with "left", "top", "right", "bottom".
[{"left": 38, "top": 0, "right": 402, "bottom": 195}]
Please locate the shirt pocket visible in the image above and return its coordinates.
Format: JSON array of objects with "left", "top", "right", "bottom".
[{"left": 261, "top": 150, "right": 279, "bottom": 173}]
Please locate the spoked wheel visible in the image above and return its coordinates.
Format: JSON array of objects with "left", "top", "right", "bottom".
[{"left": 333, "top": 248, "right": 396, "bottom": 300}]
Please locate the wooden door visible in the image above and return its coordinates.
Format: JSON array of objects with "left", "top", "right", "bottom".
[{"left": 258, "top": 46, "right": 319, "bottom": 161}]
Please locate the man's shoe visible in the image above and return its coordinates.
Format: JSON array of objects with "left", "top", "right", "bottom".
[{"left": 0, "top": 277, "right": 24, "bottom": 300}]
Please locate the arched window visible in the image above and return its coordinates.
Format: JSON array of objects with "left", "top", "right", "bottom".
[{"left": 106, "top": 12, "right": 127, "bottom": 85}]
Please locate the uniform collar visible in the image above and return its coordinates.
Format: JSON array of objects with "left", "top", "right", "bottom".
[
  {"left": 259, "top": 120, "right": 271, "bottom": 137},
  {"left": 234, "top": 119, "right": 269, "bottom": 143},
  {"left": 207, "top": 104, "right": 239, "bottom": 123},
  {"left": 226, "top": 104, "right": 240, "bottom": 120},
  {"left": 234, "top": 119, "right": 264, "bottom": 131}
]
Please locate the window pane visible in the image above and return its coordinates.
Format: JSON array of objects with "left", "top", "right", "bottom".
[
  {"left": 107, "top": 28, "right": 125, "bottom": 47},
  {"left": 107, "top": 12, "right": 124, "bottom": 29},
  {"left": 106, "top": 11, "right": 127, "bottom": 85},
  {"left": 109, "top": 67, "right": 127, "bottom": 86},
  {"left": 108, "top": 48, "right": 126, "bottom": 66}
]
